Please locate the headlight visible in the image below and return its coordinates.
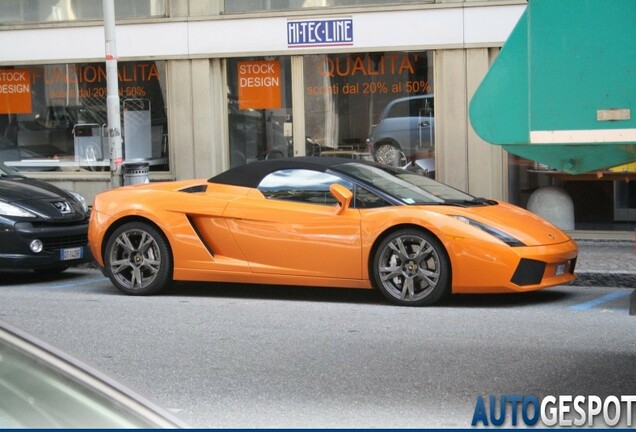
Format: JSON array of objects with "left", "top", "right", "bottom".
[
  {"left": 67, "top": 191, "right": 88, "bottom": 213},
  {"left": 0, "top": 201, "right": 36, "bottom": 217},
  {"left": 451, "top": 215, "right": 525, "bottom": 247}
]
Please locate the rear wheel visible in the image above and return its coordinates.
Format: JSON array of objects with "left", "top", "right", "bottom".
[
  {"left": 104, "top": 222, "right": 172, "bottom": 295},
  {"left": 371, "top": 229, "right": 450, "bottom": 306}
]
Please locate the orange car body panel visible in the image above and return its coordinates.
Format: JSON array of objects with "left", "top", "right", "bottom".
[{"left": 89, "top": 180, "right": 577, "bottom": 294}]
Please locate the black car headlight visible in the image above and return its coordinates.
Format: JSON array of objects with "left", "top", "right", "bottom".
[
  {"left": 451, "top": 215, "right": 525, "bottom": 247},
  {"left": 67, "top": 191, "right": 89, "bottom": 213},
  {"left": 0, "top": 201, "right": 36, "bottom": 218}
]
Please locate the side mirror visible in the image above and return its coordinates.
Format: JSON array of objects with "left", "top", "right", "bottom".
[{"left": 330, "top": 183, "right": 353, "bottom": 214}]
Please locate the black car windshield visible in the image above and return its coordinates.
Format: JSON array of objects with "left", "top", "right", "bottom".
[{"left": 335, "top": 163, "right": 476, "bottom": 205}]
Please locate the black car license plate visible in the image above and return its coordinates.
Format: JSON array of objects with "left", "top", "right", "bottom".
[{"left": 60, "top": 247, "right": 84, "bottom": 261}]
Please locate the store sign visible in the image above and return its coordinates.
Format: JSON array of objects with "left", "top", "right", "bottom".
[
  {"left": 288, "top": 18, "right": 353, "bottom": 48},
  {"left": 238, "top": 60, "right": 282, "bottom": 110},
  {"left": 0, "top": 69, "right": 32, "bottom": 114},
  {"left": 35, "top": 63, "right": 160, "bottom": 101}
]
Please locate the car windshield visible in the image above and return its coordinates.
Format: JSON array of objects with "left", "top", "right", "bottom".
[{"left": 335, "top": 163, "right": 476, "bottom": 205}]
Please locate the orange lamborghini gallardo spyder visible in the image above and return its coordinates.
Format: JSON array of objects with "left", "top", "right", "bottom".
[{"left": 88, "top": 157, "right": 578, "bottom": 306}]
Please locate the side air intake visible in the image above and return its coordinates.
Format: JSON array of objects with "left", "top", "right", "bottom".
[{"left": 180, "top": 184, "right": 208, "bottom": 193}]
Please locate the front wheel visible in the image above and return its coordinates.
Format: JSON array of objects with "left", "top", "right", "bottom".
[
  {"left": 104, "top": 222, "right": 172, "bottom": 295},
  {"left": 374, "top": 143, "right": 406, "bottom": 167},
  {"left": 371, "top": 229, "right": 450, "bottom": 306}
]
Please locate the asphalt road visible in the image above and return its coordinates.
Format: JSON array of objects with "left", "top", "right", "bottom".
[{"left": 0, "top": 269, "right": 634, "bottom": 428}]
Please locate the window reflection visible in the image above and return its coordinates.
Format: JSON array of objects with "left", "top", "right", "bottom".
[
  {"left": 303, "top": 52, "right": 434, "bottom": 170},
  {"left": 508, "top": 154, "right": 636, "bottom": 230},
  {"left": 0, "top": 61, "right": 169, "bottom": 172},
  {"left": 258, "top": 169, "right": 352, "bottom": 205},
  {"left": 226, "top": 57, "right": 293, "bottom": 167},
  {"left": 225, "top": 0, "right": 435, "bottom": 13},
  {"left": 337, "top": 163, "right": 471, "bottom": 204},
  {"left": 0, "top": 0, "right": 165, "bottom": 25}
]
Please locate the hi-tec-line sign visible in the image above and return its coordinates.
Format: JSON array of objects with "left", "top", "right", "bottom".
[{"left": 287, "top": 17, "right": 353, "bottom": 48}]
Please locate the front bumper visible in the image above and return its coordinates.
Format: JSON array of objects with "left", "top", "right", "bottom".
[
  {"left": 0, "top": 220, "right": 91, "bottom": 270},
  {"left": 511, "top": 256, "right": 577, "bottom": 287},
  {"left": 450, "top": 238, "right": 579, "bottom": 294}
]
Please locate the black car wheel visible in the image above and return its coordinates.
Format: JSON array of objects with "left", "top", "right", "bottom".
[
  {"left": 104, "top": 222, "right": 172, "bottom": 295},
  {"left": 371, "top": 229, "right": 450, "bottom": 306}
]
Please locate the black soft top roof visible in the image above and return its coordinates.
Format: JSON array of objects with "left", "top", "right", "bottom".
[{"left": 209, "top": 157, "right": 371, "bottom": 189}]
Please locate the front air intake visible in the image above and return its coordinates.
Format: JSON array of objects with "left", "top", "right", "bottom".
[{"left": 511, "top": 259, "right": 546, "bottom": 286}]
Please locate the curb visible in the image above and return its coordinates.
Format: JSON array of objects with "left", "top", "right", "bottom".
[{"left": 572, "top": 271, "right": 636, "bottom": 288}]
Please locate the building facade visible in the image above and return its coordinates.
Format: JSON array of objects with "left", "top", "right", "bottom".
[{"left": 6, "top": 0, "right": 625, "bottom": 231}]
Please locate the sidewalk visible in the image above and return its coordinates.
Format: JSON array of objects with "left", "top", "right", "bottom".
[{"left": 570, "top": 231, "right": 636, "bottom": 288}]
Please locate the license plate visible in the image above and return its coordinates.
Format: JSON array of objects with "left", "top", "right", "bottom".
[
  {"left": 555, "top": 263, "right": 566, "bottom": 276},
  {"left": 60, "top": 247, "right": 83, "bottom": 261}
]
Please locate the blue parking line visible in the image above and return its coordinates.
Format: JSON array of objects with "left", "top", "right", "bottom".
[
  {"left": 47, "top": 276, "right": 108, "bottom": 290},
  {"left": 569, "top": 290, "right": 632, "bottom": 311}
]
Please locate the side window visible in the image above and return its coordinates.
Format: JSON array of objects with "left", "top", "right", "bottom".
[
  {"left": 412, "top": 97, "right": 434, "bottom": 117},
  {"left": 258, "top": 169, "right": 352, "bottom": 206},
  {"left": 354, "top": 186, "right": 391, "bottom": 209},
  {"left": 386, "top": 101, "right": 408, "bottom": 119}
]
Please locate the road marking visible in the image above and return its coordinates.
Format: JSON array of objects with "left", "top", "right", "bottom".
[
  {"left": 569, "top": 290, "right": 632, "bottom": 311},
  {"left": 47, "top": 276, "right": 108, "bottom": 290}
]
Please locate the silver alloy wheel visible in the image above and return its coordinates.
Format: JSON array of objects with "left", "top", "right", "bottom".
[
  {"left": 375, "top": 143, "right": 398, "bottom": 165},
  {"left": 375, "top": 143, "right": 406, "bottom": 166},
  {"left": 108, "top": 228, "right": 162, "bottom": 291},
  {"left": 377, "top": 233, "right": 441, "bottom": 302}
]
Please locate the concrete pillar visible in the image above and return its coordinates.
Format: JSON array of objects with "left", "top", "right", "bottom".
[{"left": 527, "top": 186, "right": 575, "bottom": 230}]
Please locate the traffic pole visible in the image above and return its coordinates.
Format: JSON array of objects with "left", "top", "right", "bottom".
[{"left": 103, "top": 0, "right": 123, "bottom": 188}]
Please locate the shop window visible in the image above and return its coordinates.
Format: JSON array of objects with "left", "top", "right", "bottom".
[
  {"left": 614, "top": 180, "right": 636, "bottom": 222},
  {"left": 226, "top": 57, "right": 293, "bottom": 167},
  {"left": 0, "top": 61, "right": 169, "bottom": 173},
  {"left": 0, "top": 0, "right": 165, "bottom": 24},
  {"left": 224, "top": 0, "right": 434, "bottom": 13},
  {"left": 508, "top": 155, "right": 636, "bottom": 230},
  {"left": 303, "top": 51, "right": 434, "bottom": 172}
]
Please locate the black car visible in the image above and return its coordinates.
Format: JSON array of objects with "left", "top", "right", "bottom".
[{"left": 0, "top": 161, "right": 91, "bottom": 272}]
